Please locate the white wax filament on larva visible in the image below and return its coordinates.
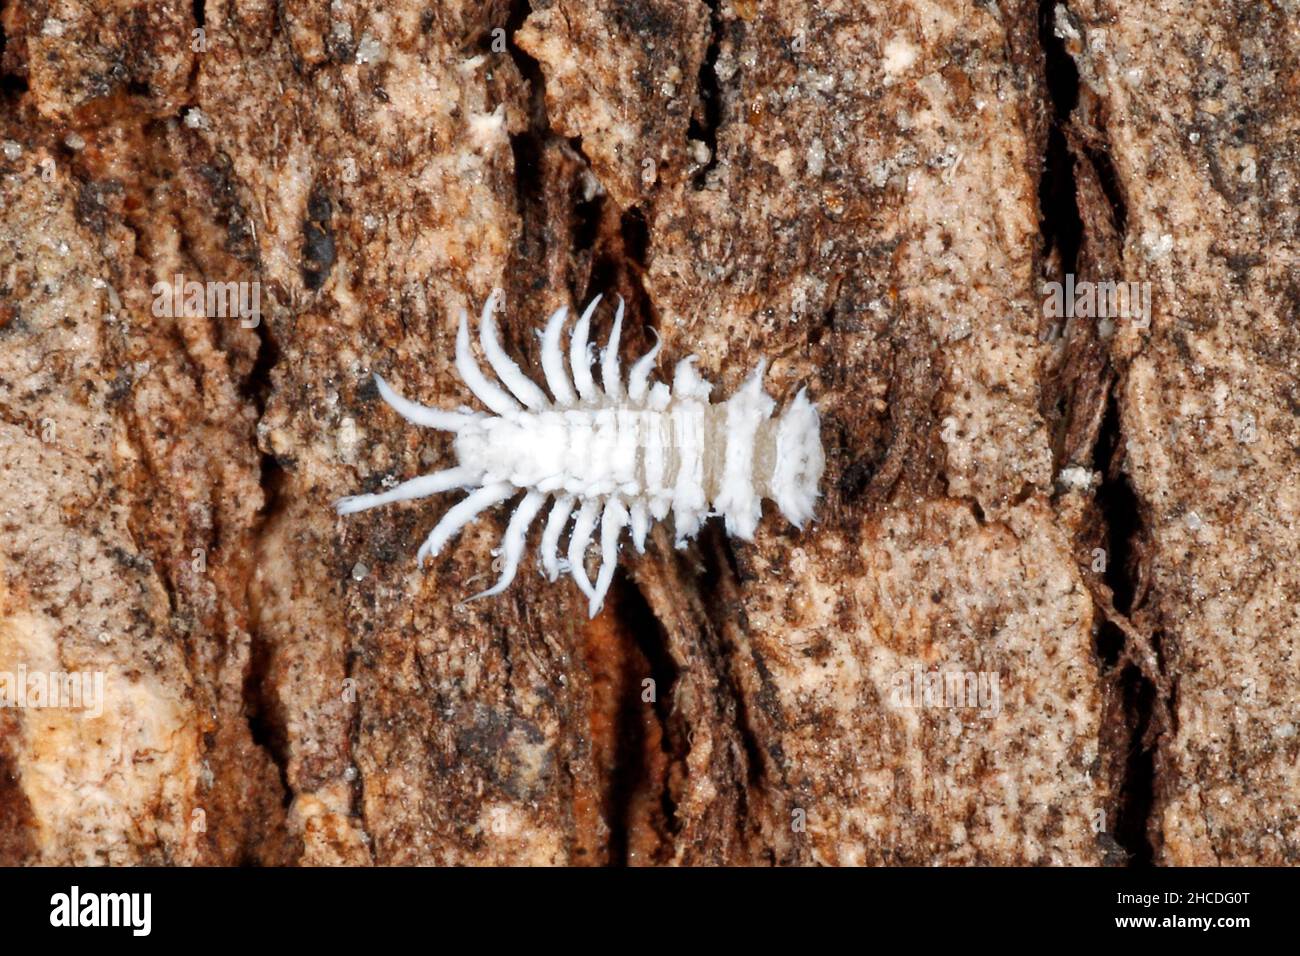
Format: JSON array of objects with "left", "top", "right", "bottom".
[{"left": 336, "top": 290, "right": 825, "bottom": 617}]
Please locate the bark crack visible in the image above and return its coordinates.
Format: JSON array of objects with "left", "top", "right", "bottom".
[
  {"left": 687, "top": 0, "right": 723, "bottom": 189},
  {"left": 243, "top": 281, "right": 293, "bottom": 818},
  {"left": 1039, "top": 0, "right": 1162, "bottom": 866}
]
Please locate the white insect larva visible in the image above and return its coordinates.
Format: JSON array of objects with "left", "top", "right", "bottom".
[{"left": 337, "top": 289, "right": 825, "bottom": 617}]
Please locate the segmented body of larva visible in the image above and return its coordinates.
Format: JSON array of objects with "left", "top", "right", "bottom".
[{"left": 337, "top": 290, "right": 824, "bottom": 617}]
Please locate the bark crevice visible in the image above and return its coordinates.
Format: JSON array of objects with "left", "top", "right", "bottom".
[
  {"left": 688, "top": 0, "right": 722, "bottom": 189},
  {"left": 1040, "top": 0, "right": 1159, "bottom": 867}
]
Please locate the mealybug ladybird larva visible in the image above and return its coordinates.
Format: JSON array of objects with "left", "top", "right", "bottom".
[{"left": 337, "top": 290, "right": 825, "bottom": 617}]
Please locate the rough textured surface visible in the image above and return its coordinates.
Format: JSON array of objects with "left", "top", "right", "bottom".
[
  {"left": 0, "top": 0, "right": 1294, "bottom": 865},
  {"left": 1063, "top": 0, "right": 1300, "bottom": 865}
]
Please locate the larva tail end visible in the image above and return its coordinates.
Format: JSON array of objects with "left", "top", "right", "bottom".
[{"left": 771, "top": 387, "right": 825, "bottom": 529}]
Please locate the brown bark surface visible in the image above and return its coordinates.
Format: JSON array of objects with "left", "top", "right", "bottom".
[{"left": 0, "top": 0, "right": 1295, "bottom": 865}]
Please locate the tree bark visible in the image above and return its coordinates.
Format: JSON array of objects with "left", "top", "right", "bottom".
[{"left": 0, "top": 0, "right": 1296, "bottom": 865}]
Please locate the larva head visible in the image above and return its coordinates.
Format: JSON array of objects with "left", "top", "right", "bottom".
[{"left": 770, "top": 388, "right": 824, "bottom": 528}]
